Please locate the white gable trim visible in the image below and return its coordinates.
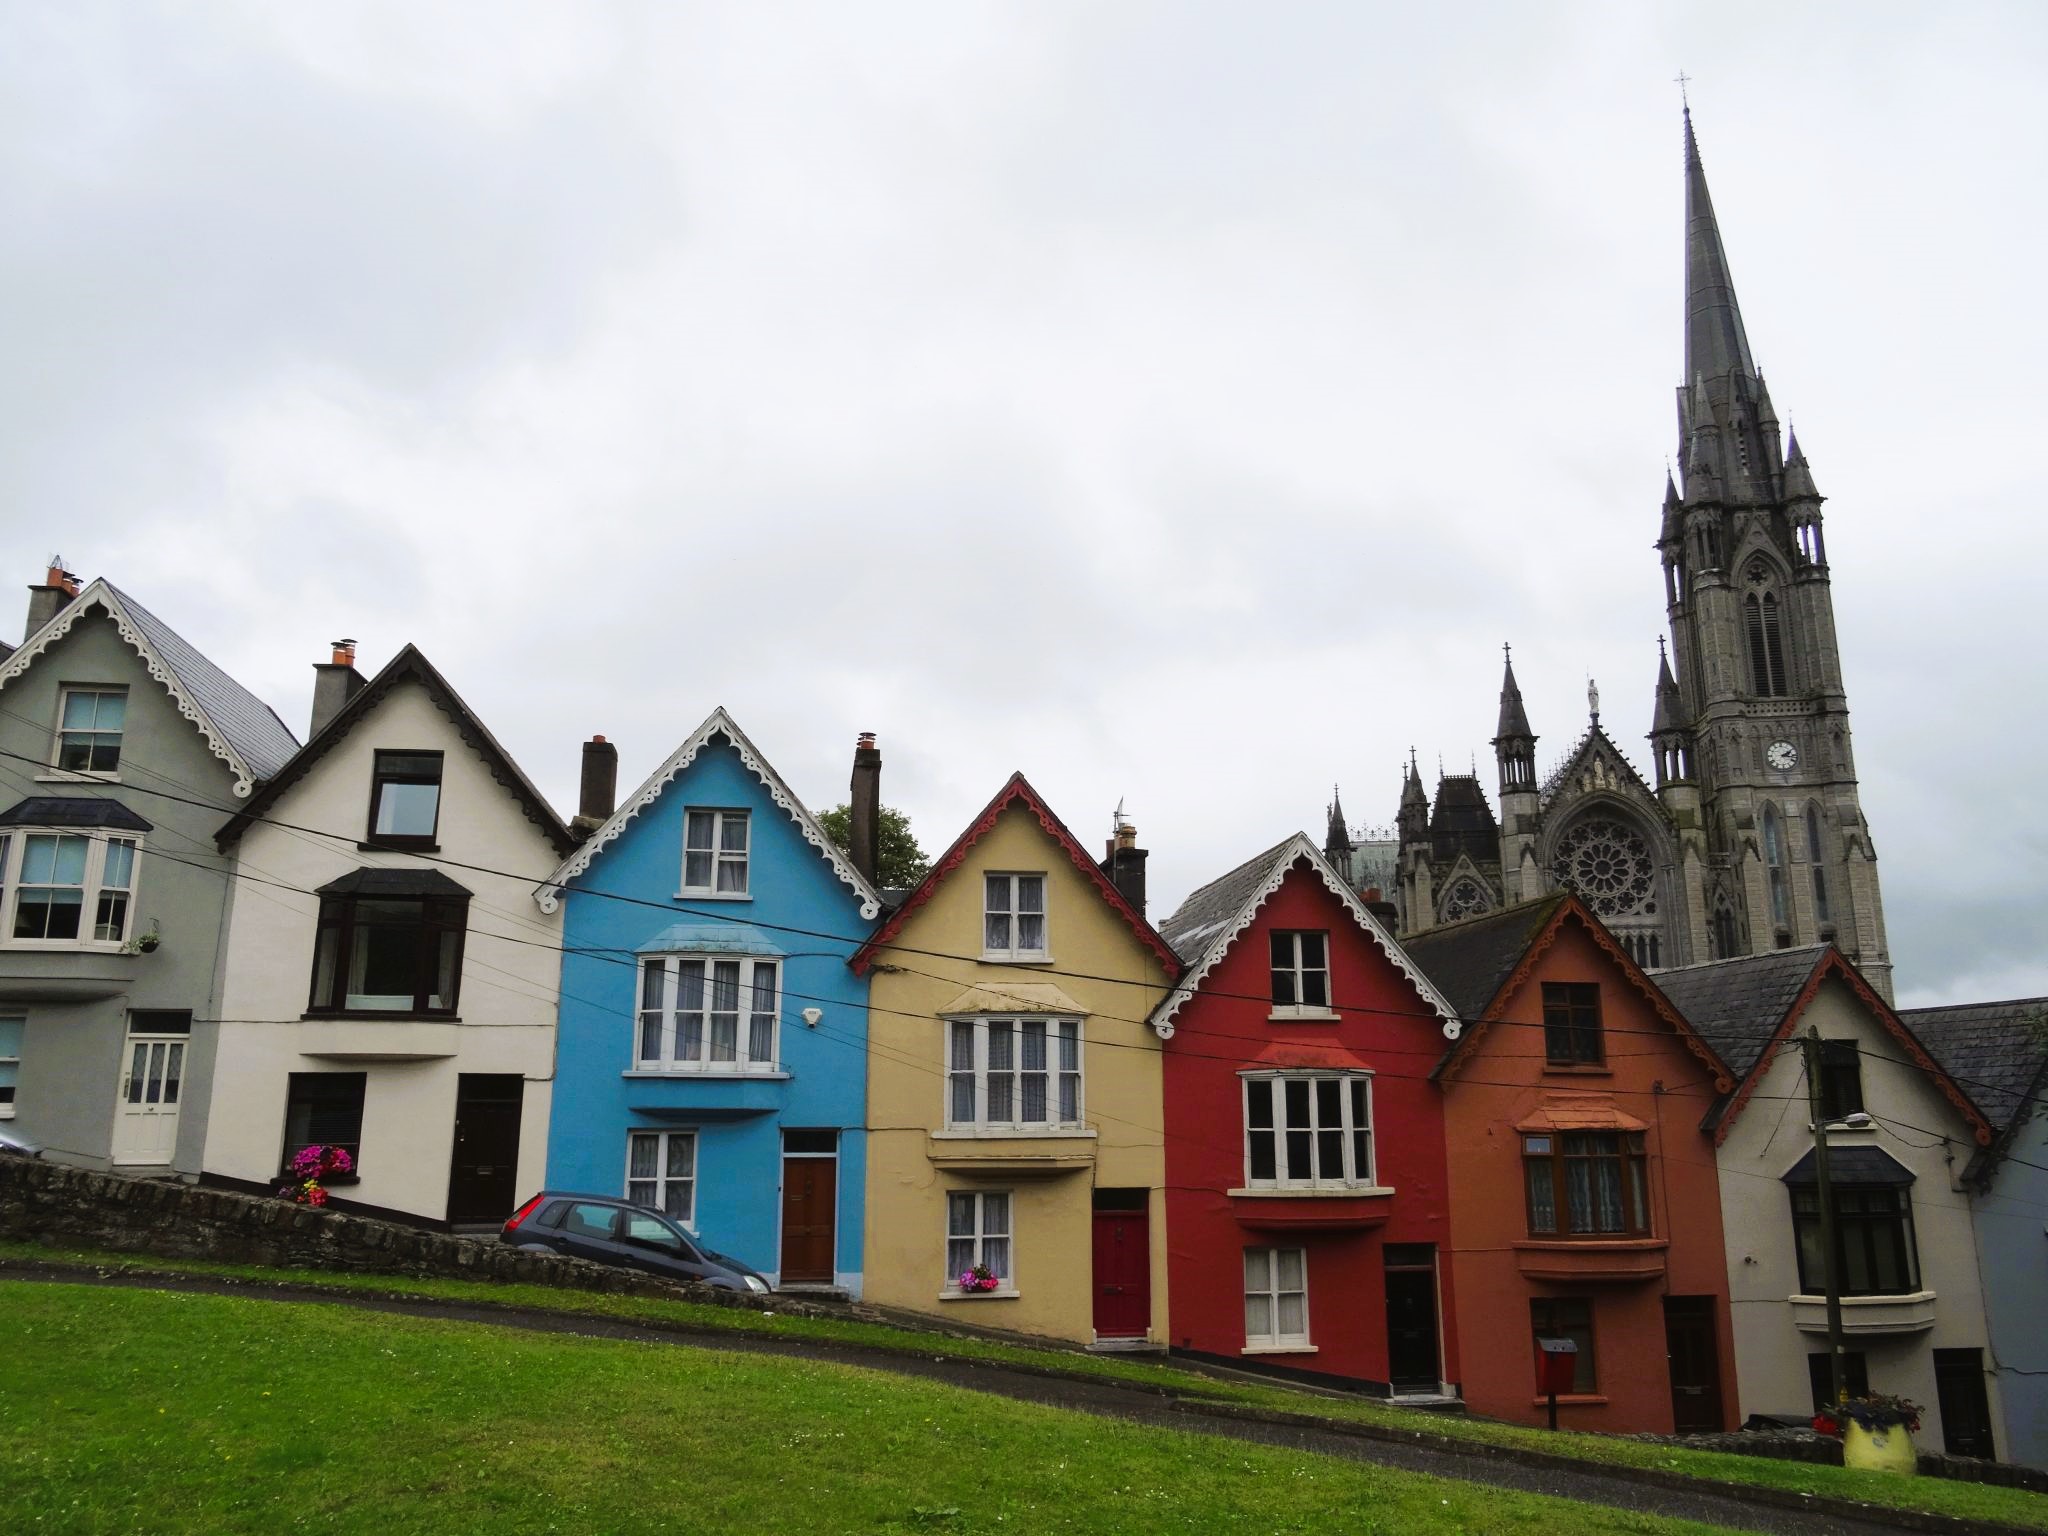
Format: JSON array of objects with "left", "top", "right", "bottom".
[
  {"left": 536, "top": 707, "right": 881, "bottom": 919},
  {"left": 0, "top": 580, "right": 260, "bottom": 796},
  {"left": 1149, "top": 832, "right": 1459, "bottom": 1041}
]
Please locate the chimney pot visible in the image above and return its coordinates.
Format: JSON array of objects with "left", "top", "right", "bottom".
[
  {"left": 25, "top": 556, "right": 80, "bottom": 641},
  {"left": 1100, "top": 820, "right": 1148, "bottom": 917},
  {"left": 330, "top": 637, "right": 357, "bottom": 667},
  {"left": 576, "top": 735, "right": 620, "bottom": 832},
  {"left": 309, "top": 640, "right": 367, "bottom": 737}
]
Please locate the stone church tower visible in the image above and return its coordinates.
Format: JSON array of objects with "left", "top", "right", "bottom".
[{"left": 1339, "top": 110, "right": 1892, "bottom": 998}]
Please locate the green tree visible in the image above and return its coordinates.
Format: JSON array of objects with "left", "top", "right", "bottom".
[{"left": 815, "top": 803, "right": 932, "bottom": 888}]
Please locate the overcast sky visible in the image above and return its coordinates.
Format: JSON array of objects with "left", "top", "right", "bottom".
[{"left": 6, "top": 2, "right": 2043, "bottom": 1007}]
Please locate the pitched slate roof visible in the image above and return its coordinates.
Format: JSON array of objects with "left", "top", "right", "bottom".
[
  {"left": 1399, "top": 893, "right": 1570, "bottom": 1023},
  {"left": 850, "top": 772, "right": 1179, "bottom": 979},
  {"left": 219, "top": 644, "right": 572, "bottom": 856},
  {"left": 1150, "top": 833, "right": 1457, "bottom": 1040},
  {"left": 538, "top": 706, "right": 879, "bottom": 919},
  {"left": 1899, "top": 997, "right": 2048, "bottom": 1185},
  {"left": 0, "top": 795, "right": 153, "bottom": 832},
  {"left": 0, "top": 579, "right": 300, "bottom": 792},
  {"left": 1649, "top": 947, "right": 1829, "bottom": 1080}
]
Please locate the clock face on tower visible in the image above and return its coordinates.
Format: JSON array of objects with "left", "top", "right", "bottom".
[{"left": 1766, "top": 740, "right": 1799, "bottom": 771}]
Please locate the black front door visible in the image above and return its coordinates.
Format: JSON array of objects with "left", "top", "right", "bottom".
[
  {"left": 1383, "top": 1245, "right": 1440, "bottom": 1392},
  {"left": 1934, "top": 1349, "right": 1996, "bottom": 1459},
  {"left": 1663, "top": 1296, "right": 1724, "bottom": 1433},
  {"left": 447, "top": 1074, "right": 524, "bottom": 1224}
]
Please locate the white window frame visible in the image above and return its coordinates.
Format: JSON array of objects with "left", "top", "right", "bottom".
[
  {"left": 0, "top": 829, "right": 143, "bottom": 950},
  {"left": 52, "top": 686, "right": 128, "bottom": 778},
  {"left": 982, "top": 872, "right": 1048, "bottom": 960},
  {"left": 635, "top": 954, "right": 780, "bottom": 1073},
  {"left": 1240, "top": 1071, "right": 1376, "bottom": 1192},
  {"left": 944, "top": 1016, "right": 1084, "bottom": 1133},
  {"left": 1269, "top": 929, "right": 1334, "bottom": 1017},
  {"left": 625, "top": 1128, "right": 698, "bottom": 1227},
  {"left": 0, "top": 1014, "right": 22, "bottom": 1119},
  {"left": 1244, "top": 1246, "right": 1310, "bottom": 1351},
  {"left": 943, "top": 1188, "right": 1014, "bottom": 1295},
  {"left": 680, "top": 808, "right": 750, "bottom": 898}
]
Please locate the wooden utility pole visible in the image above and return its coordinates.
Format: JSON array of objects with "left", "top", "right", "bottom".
[{"left": 1803, "top": 1026, "right": 1849, "bottom": 1406}]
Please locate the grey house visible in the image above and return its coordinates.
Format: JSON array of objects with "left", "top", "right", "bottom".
[{"left": 0, "top": 565, "right": 296, "bottom": 1173}]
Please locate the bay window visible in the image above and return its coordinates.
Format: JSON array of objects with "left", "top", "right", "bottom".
[
  {"left": 946, "top": 1017, "right": 1082, "bottom": 1130},
  {"left": 637, "top": 955, "right": 779, "bottom": 1071},
  {"left": 1523, "top": 1132, "right": 1651, "bottom": 1237},
  {"left": 1242, "top": 1073, "right": 1374, "bottom": 1189},
  {"left": 0, "top": 804, "right": 148, "bottom": 947},
  {"left": 306, "top": 869, "right": 469, "bottom": 1016},
  {"left": 1792, "top": 1184, "right": 1920, "bottom": 1296}
]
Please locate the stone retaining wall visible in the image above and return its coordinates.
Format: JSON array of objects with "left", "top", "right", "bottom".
[{"left": 0, "top": 1156, "right": 845, "bottom": 1319}]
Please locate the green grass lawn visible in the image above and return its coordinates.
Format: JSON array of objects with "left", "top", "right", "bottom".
[
  {"left": 0, "top": 1282, "right": 1740, "bottom": 1536},
  {"left": 8, "top": 1242, "right": 2046, "bottom": 1532}
]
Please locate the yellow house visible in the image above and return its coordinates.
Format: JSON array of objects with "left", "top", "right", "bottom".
[{"left": 852, "top": 775, "right": 1181, "bottom": 1346}]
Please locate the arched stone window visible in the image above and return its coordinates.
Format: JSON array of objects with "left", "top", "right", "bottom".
[
  {"left": 1762, "top": 803, "right": 1789, "bottom": 939},
  {"left": 1744, "top": 561, "right": 1789, "bottom": 697},
  {"left": 1549, "top": 815, "right": 1663, "bottom": 967},
  {"left": 1711, "top": 889, "right": 1739, "bottom": 959},
  {"left": 1807, "top": 802, "right": 1832, "bottom": 930}
]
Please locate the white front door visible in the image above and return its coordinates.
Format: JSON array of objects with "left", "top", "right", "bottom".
[{"left": 111, "top": 1032, "right": 184, "bottom": 1164}]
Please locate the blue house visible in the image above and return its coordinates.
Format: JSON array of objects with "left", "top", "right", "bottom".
[{"left": 538, "top": 710, "right": 883, "bottom": 1294}]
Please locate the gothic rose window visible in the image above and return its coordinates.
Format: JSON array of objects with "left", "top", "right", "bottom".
[
  {"left": 1550, "top": 820, "right": 1656, "bottom": 918},
  {"left": 1442, "top": 879, "right": 1490, "bottom": 921}
]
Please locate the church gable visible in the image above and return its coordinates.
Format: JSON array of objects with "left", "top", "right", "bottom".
[{"left": 1538, "top": 724, "right": 1663, "bottom": 818}]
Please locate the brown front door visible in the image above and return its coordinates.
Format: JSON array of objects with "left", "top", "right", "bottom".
[
  {"left": 1664, "top": 1296, "right": 1724, "bottom": 1433},
  {"left": 779, "top": 1131, "right": 838, "bottom": 1284},
  {"left": 1091, "top": 1201, "right": 1151, "bottom": 1339},
  {"left": 447, "top": 1074, "right": 524, "bottom": 1224}
]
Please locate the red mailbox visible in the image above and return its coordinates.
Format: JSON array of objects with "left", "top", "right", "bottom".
[{"left": 1535, "top": 1336, "right": 1579, "bottom": 1396}]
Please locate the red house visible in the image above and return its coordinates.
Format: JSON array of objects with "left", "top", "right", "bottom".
[
  {"left": 1403, "top": 894, "right": 1740, "bottom": 1433},
  {"left": 1153, "top": 835, "right": 1463, "bottom": 1396}
]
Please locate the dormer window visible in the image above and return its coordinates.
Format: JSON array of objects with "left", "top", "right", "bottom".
[
  {"left": 367, "top": 751, "right": 443, "bottom": 848},
  {"left": 682, "top": 809, "right": 749, "bottom": 897},
  {"left": 56, "top": 687, "right": 127, "bottom": 774}
]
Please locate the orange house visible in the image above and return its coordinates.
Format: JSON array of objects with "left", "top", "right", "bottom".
[{"left": 1403, "top": 894, "right": 1739, "bottom": 1432}]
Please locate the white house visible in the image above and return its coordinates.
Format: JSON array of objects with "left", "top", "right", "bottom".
[
  {"left": 202, "top": 643, "right": 574, "bottom": 1225},
  {"left": 1656, "top": 946, "right": 2001, "bottom": 1458}
]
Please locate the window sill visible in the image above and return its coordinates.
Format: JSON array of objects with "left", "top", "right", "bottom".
[
  {"left": 1242, "top": 1343, "right": 1318, "bottom": 1356},
  {"left": 1541, "top": 1064, "right": 1613, "bottom": 1077},
  {"left": 1528, "top": 1394, "right": 1608, "bottom": 1407},
  {"left": 0, "top": 1107, "right": 14, "bottom": 1119},
  {"left": 1, "top": 940, "right": 130, "bottom": 954},
  {"left": 676, "top": 891, "right": 751, "bottom": 902},
  {"left": 981, "top": 953, "right": 1054, "bottom": 966},
  {"left": 301, "top": 1011, "right": 463, "bottom": 1023},
  {"left": 1267, "top": 1007, "right": 1340, "bottom": 1023},
  {"left": 1228, "top": 1185, "right": 1394, "bottom": 1199},
  {"left": 35, "top": 770, "right": 120, "bottom": 785},
  {"left": 938, "top": 1288, "right": 1020, "bottom": 1302},
  {"left": 357, "top": 841, "right": 441, "bottom": 853},
  {"left": 933, "top": 1127, "right": 1096, "bottom": 1141},
  {"left": 623, "top": 1069, "right": 790, "bottom": 1081}
]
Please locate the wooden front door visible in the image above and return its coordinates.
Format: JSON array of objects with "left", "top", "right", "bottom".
[
  {"left": 1663, "top": 1296, "right": 1724, "bottom": 1433},
  {"left": 1934, "top": 1348, "right": 1996, "bottom": 1459},
  {"left": 779, "top": 1131, "right": 838, "bottom": 1284},
  {"left": 1383, "top": 1244, "right": 1441, "bottom": 1392},
  {"left": 1091, "top": 1207, "right": 1151, "bottom": 1339},
  {"left": 111, "top": 1027, "right": 186, "bottom": 1164},
  {"left": 446, "top": 1075, "right": 524, "bottom": 1224}
]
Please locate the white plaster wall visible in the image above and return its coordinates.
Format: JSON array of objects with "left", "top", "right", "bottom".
[
  {"left": 204, "top": 680, "right": 563, "bottom": 1220},
  {"left": 1717, "top": 977, "right": 2000, "bottom": 1444}
]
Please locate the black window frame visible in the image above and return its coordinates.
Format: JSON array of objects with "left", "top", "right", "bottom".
[
  {"left": 365, "top": 750, "right": 445, "bottom": 849},
  {"left": 1530, "top": 1297, "right": 1597, "bottom": 1393},
  {"left": 306, "top": 892, "right": 468, "bottom": 1017},
  {"left": 1541, "top": 982, "right": 1604, "bottom": 1066},
  {"left": 1807, "top": 1349, "right": 1870, "bottom": 1411},
  {"left": 1791, "top": 1182, "right": 1921, "bottom": 1297},
  {"left": 1817, "top": 1040, "right": 1864, "bottom": 1122},
  {"left": 281, "top": 1071, "right": 366, "bottom": 1179}
]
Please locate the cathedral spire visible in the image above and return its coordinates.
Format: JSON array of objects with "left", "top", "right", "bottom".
[
  {"left": 1683, "top": 108, "right": 1756, "bottom": 396},
  {"left": 1496, "top": 644, "right": 1534, "bottom": 741}
]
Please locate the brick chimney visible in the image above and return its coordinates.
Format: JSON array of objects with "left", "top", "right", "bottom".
[
  {"left": 849, "top": 732, "right": 881, "bottom": 885},
  {"left": 1100, "top": 817, "right": 1148, "bottom": 917},
  {"left": 575, "top": 734, "right": 618, "bottom": 837},
  {"left": 309, "top": 638, "right": 366, "bottom": 738},
  {"left": 24, "top": 558, "right": 80, "bottom": 640},
  {"left": 1360, "top": 885, "right": 1400, "bottom": 932}
]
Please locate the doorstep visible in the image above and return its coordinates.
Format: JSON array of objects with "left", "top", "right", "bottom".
[
  {"left": 776, "top": 1283, "right": 852, "bottom": 1302},
  {"left": 1087, "top": 1337, "right": 1166, "bottom": 1354}
]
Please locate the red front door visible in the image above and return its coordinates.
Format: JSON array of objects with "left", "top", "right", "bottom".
[{"left": 1091, "top": 1208, "right": 1150, "bottom": 1339}]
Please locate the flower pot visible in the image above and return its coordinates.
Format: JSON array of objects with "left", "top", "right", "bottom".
[{"left": 1843, "top": 1420, "right": 1917, "bottom": 1475}]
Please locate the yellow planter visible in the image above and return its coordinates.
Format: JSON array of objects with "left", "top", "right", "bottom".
[{"left": 1842, "top": 1420, "right": 1917, "bottom": 1475}]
